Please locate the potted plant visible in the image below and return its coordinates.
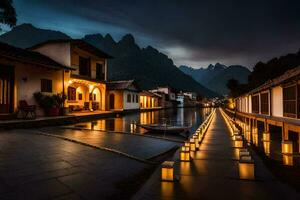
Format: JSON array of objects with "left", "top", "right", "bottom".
[
  {"left": 52, "top": 93, "right": 67, "bottom": 115},
  {"left": 34, "top": 92, "right": 60, "bottom": 116}
]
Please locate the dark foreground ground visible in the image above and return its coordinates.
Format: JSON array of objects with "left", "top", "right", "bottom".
[{"left": 0, "top": 129, "right": 179, "bottom": 200}]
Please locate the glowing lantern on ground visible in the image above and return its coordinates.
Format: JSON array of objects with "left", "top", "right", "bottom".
[
  {"left": 239, "top": 155, "right": 255, "bottom": 180},
  {"left": 161, "top": 161, "right": 174, "bottom": 181},
  {"left": 180, "top": 150, "right": 190, "bottom": 162},
  {"left": 282, "top": 141, "right": 293, "bottom": 154},
  {"left": 234, "top": 138, "right": 243, "bottom": 148},
  {"left": 181, "top": 146, "right": 190, "bottom": 152},
  {"left": 190, "top": 138, "right": 196, "bottom": 151},
  {"left": 239, "top": 148, "right": 250, "bottom": 159}
]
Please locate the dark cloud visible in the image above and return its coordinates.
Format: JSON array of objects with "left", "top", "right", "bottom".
[{"left": 13, "top": 0, "right": 300, "bottom": 68}]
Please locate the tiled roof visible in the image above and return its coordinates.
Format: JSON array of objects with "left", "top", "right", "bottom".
[
  {"left": 249, "top": 65, "right": 300, "bottom": 94},
  {"left": 140, "top": 90, "right": 162, "bottom": 98},
  {"left": 0, "top": 42, "right": 72, "bottom": 70},
  {"left": 28, "top": 39, "right": 113, "bottom": 59},
  {"left": 107, "top": 80, "right": 140, "bottom": 91}
]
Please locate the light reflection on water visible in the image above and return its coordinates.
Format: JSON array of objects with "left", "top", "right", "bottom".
[{"left": 72, "top": 108, "right": 211, "bottom": 138}]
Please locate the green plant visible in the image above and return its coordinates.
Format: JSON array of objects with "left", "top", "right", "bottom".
[{"left": 33, "top": 92, "right": 56, "bottom": 109}]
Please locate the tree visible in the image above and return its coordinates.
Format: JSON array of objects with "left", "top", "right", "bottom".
[
  {"left": 0, "top": 0, "right": 17, "bottom": 28},
  {"left": 226, "top": 78, "right": 239, "bottom": 97}
]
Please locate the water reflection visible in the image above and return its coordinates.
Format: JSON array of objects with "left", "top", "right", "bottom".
[{"left": 71, "top": 108, "right": 210, "bottom": 138}]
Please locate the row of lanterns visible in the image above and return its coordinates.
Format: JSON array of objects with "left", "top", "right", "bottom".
[
  {"left": 220, "top": 109, "right": 255, "bottom": 180},
  {"left": 229, "top": 111, "right": 295, "bottom": 166},
  {"left": 161, "top": 108, "right": 216, "bottom": 182}
]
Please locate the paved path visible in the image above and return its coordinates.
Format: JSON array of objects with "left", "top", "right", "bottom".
[
  {"left": 0, "top": 130, "right": 153, "bottom": 200},
  {"left": 132, "top": 109, "right": 300, "bottom": 200},
  {"left": 37, "top": 127, "right": 179, "bottom": 160}
]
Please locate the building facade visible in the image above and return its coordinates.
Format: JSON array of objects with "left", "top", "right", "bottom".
[
  {"left": 106, "top": 80, "right": 140, "bottom": 111},
  {"left": 30, "top": 39, "right": 112, "bottom": 112}
]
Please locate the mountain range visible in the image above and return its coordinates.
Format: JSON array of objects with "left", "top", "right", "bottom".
[
  {"left": 0, "top": 23, "right": 219, "bottom": 97},
  {"left": 179, "top": 63, "right": 251, "bottom": 95}
]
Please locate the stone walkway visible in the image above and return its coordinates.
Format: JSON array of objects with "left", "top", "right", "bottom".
[
  {"left": 36, "top": 127, "right": 180, "bottom": 160},
  {"left": 0, "top": 130, "right": 159, "bottom": 200},
  {"left": 132, "top": 109, "right": 300, "bottom": 200}
]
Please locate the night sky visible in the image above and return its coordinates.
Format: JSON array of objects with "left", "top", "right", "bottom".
[{"left": 12, "top": 0, "right": 300, "bottom": 69}]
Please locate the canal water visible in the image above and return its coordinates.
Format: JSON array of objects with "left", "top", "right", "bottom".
[{"left": 69, "top": 107, "right": 212, "bottom": 139}]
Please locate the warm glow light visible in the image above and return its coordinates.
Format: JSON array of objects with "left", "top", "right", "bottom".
[
  {"left": 180, "top": 150, "right": 190, "bottom": 161},
  {"left": 263, "top": 141, "right": 270, "bottom": 155},
  {"left": 282, "top": 154, "right": 293, "bottom": 166},
  {"left": 239, "top": 160, "right": 255, "bottom": 180},
  {"left": 68, "top": 80, "right": 73, "bottom": 85},
  {"left": 282, "top": 141, "right": 293, "bottom": 154},
  {"left": 234, "top": 139, "right": 243, "bottom": 148},
  {"left": 262, "top": 132, "right": 270, "bottom": 141},
  {"left": 181, "top": 146, "right": 190, "bottom": 152},
  {"left": 161, "top": 161, "right": 174, "bottom": 181}
]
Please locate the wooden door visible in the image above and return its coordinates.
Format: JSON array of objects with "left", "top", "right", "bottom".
[
  {"left": 109, "top": 94, "right": 114, "bottom": 109},
  {"left": 0, "top": 66, "right": 14, "bottom": 114}
]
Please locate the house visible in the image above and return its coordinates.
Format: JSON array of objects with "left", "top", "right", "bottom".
[
  {"left": 149, "top": 86, "right": 177, "bottom": 108},
  {"left": 0, "top": 42, "right": 72, "bottom": 119},
  {"left": 29, "top": 39, "right": 112, "bottom": 112},
  {"left": 149, "top": 86, "right": 176, "bottom": 101},
  {"left": 234, "top": 66, "right": 300, "bottom": 154},
  {"left": 140, "top": 91, "right": 161, "bottom": 109},
  {"left": 106, "top": 80, "right": 140, "bottom": 111}
]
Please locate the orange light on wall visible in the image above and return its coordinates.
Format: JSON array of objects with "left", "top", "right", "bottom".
[
  {"left": 282, "top": 141, "right": 293, "bottom": 154},
  {"left": 161, "top": 161, "right": 175, "bottom": 181}
]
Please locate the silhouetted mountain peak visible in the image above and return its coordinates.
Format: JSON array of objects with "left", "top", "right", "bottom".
[
  {"left": 0, "top": 23, "right": 71, "bottom": 48},
  {"left": 104, "top": 34, "right": 116, "bottom": 43},
  {"left": 120, "top": 34, "right": 135, "bottom": 45}
]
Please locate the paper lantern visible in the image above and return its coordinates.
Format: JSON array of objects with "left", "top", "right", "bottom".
[
  {"left": 180, "top": 150, "right": 190, "bottom": 162},
  {"left": 161, "top": 161, "right": 174, "bottom": 181},
  {"left": 263, "top": 141, "right": 270, "bottom": 155},
  {"left": 239, "top": 156, "right": 255, "bottom": 180},
  {"left": 282, "top": 141, "right": 293, "bottom": 154},
  {"left": 234, "top": 139, "right": 243, "bottom": 148}
]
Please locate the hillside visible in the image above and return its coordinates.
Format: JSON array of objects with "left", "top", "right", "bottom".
[
  {"left": 179, "top": 63, "right": 250, "bottom": 95},
  {"left": 0, "top": 23, "right": 71, "bottom": 48},
  {"left": 84, "top": 34, "right": 218, "bottom": 97},
  {"left": 0, "top": 23, "right": 218, "bottom": 97}
]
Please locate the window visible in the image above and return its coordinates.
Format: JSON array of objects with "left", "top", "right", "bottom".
[
  {"left": 79, "top": 56, "right": 91, "bottom": 76},
  {"left": 136, "top": 94, "right": 138, "bottom": 103},
  {"left": 78, "top": 93, "right": 83, "bottom": 100},
  {"left": 96, "top": 63, "right": 105, "bottom": 80},
  {"left": 260, "top": 92, "right": 269, "bottom": 115},
  {"left": 283, "top": 85, "right": 297, "bottom": 118},
  {"left": 68, "top": 87, "right": 76, "bottom": 100},
  {"left": 127, "top": 94, "right": 131, "bottom": 103},
  {"left": 252, "top": 95, "right": 259, "bottom": 113},
  {"left": 41, "top": 79, "right": 52, "bottom": 93}
]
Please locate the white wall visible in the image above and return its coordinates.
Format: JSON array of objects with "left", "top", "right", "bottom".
[
  {"left": 123, "top": 90, "right": 139, "bottom": 110},
  {"left": 15, "top": 64, "right": 63, "bottom": 116},
  {"left": 272, "top": 86, "right": 283, "bottom": 117},
  {"left": 33, "top": 43, "right": 71, "bottom": 67}
]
